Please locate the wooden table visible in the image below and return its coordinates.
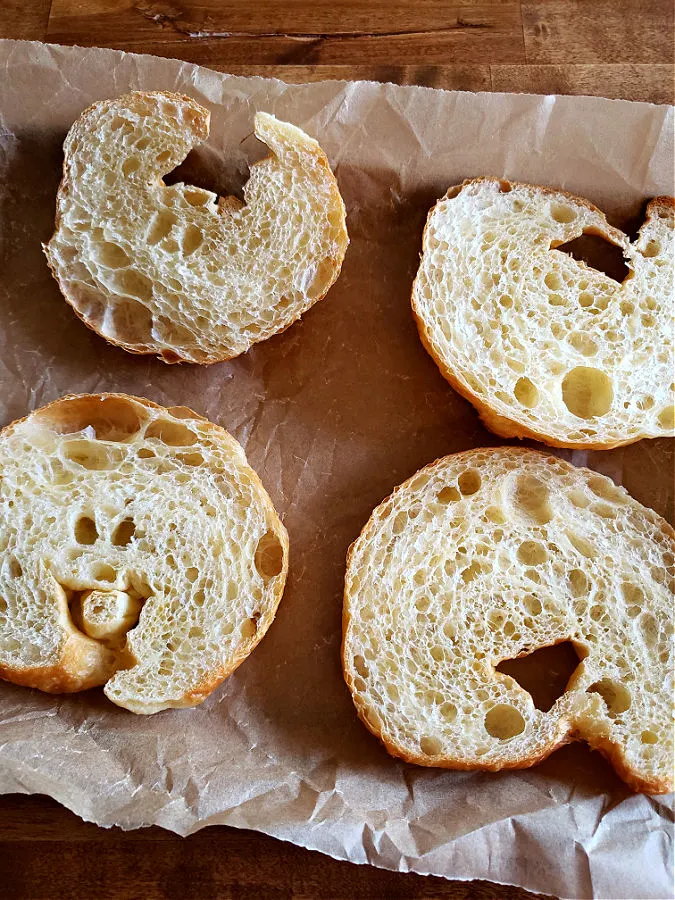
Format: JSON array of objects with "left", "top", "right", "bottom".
[{"left": 0, "top": 3, "right": 672, "bottom": 898}]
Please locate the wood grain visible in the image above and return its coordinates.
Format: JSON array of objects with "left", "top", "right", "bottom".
[
  {"left": 492, "top": 63, "right": 675, "bottom": 104},
  {"left": 0, "top": 795, "right": 551, "bottom": 900},
  {"left": 0, "top": 0, "right": 53, "bottom": 39},
  {"left": 0, "top": 4, "right": 673, "bottom": 899},
  {"left": 522, "top": 0, "right": 675, "bottom": 64},
  {"left": 46, "top": 0, "right": 526, "bottom": 64}
]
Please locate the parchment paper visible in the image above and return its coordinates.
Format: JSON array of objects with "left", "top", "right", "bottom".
[{"left": 0, "top": 39, "right": 673, "bottom": 900}]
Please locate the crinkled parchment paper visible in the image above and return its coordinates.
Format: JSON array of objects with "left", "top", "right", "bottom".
[{"left": 0, "top": 39, "right": 673, "bottom": 900}]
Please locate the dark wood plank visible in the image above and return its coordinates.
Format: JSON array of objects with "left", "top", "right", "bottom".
[
  {"left": 522, "top": 0, "right": 675, "bottom": 64},
  {"left": 0, "top": 0, "right": 53, "bottom": 39},
  {"left": 0, "top": 795, "right": 550, "bottom": 900},
  {"left": 492, "top": 63, "right": 675, "bottom": 104},
  {"left": 46, "top": 0, "right": 526, "bottom": 64}
]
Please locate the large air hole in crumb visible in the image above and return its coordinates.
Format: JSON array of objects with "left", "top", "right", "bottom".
[
  {"left": 458, "top": 470, "right": 481, "bottom": 496},
  {"left": 37, "top": 396, "right": 144, "bottom": 441},
  {"left": 621, "top": 582, "right": 644, "bottom": 606},
  {"left": 437, "top": 486, "right": 460, "bottom": 503},
  {"left": 419, "top": 735, "right": 442, "bottom": 756},
  {"left": 169, "top": 406, "right": 203, "bottom": 422},
  {"left": 112, "top": 518, "right": 136, "bottom": 547},
  {"left": 639, "top": 612, "right": 659, "bottom": 648},
  {"left": 177, "top": 451, "right": 204, "bottom": 467},
  {"left": 513, "top": 377, "right": 539, "bottom": 408},
  {"left": 523, "top": 595, "right": 542, "bottom": 616},
  {"left": 517, "top": 540, "right": 548, "bottom": 566},
  {"left": 181, "top": 224, "right": 204, "bottom": 256},
  {"left": 544, "top": 271, "right": 563, "bottom": 291},
  {"left": 75, "top": 516, "right": 98, "bottom": 545},
  {"left": 114, "top": 269, "right": 153, "bottom": 302},
  {"left": 240, "top": 616, "right": 259, "bottom": 640},
  {"left": 566, "top": 531, "right": 597, "bottom": 559},
  {"left": 497, "top": 641, "right": 581, "bottom": 712},
  {"left": 110, "top": 297, "right": 154, "bottom": 344},
  {"left": 92, "top": 563, "right": 116, "bottom": 583},
  {"left": 461, "top": 560, "right": 482, "bottom": 584},
  {"left": 147, "top": 209, "right": 177, "bottom": 244},
  {"left": 587, "top": 475, "right": 625, "bottom": 505},
  {"left": 587, "top": 678, "right": 631, "bottom": 716},
  {"left": 145, "top": 419, "right": 197, "bottom": 446},
  {"left": 255, "top": 531, "right": 284, "bottom": 581},
  {"left": 353, "top": 655, "right": 369, "bottom": 677},
  {"left": 484, "top": 704, "right": 525, "bottom": 739},
  {"left": 550, "top": 202, "right": 577, "bottom": 224},
  {"left": 93, "top": 242, "right": 131, "bottom": 269},
  {"left": 568, "top": 568, "right": 588, "bottom": 597},
  {"left": 486, "top": 506, "right": 506, "bottom": 524},
  {"left": 440, "top": 701, "right": 457, "bottom": 722},
  {"left": 512, "top": 474, "right": 553, "bottom": 525},
  {"left": 63, "top": 441, "right": 119, "bottom": 471},
  {"left": 568, "top": 489, "right": 589, "bottom": 509},
  {"left": 658, "top": 406, "right": 675, "bottom": 429},
  {"left": 122, "top": 157, "right": 140, "bottom": 177},
  {"left": 392, "top": 512, "right": 407, "bottom": 534},
  {"left": 552, "top": 231, "right": 629, "bottom": 283},
  {"left": 561, "top": 367, "right": 613, "bottom": 418},
  {"left": 568, "top": 332, "right": 598, "bottom": 357}
]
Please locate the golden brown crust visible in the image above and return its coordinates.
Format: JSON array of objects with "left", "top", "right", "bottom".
[
  {"left": 0, "top": 657, "right": 107, "bottom": 694},
  {"left": 647, "top": 195, "right": 675, "bottom": 213},
  {"left": 0, "top": 393, "right": 289, "bottom": 711},
  {"left": 581, "top": 733, "right": 672, "bottom": 795},
  {"left": 45, "top": 92, "right": 348, "bottom": 366},
  {"left": 342, "top": 447, "right": 675, "bottom": 794},
  {"left": 411, "top": 177, "right": 674, "bottom": 450}
]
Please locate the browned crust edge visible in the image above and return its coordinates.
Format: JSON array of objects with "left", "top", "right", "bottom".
[
  {"left": 44, "top": 91, "right": 349, "bottom": 366},
  {"left": 0, "top": 657, "right": 108, "bottom": 694},
  {"left": 0, "top": 392, "right": 289, "bottom": 713},
  {"left": 411, "top": 177, "right": 675, "bottom": 450},
  {"left": 341, "top": 446, "right": 675, "bottom": 794}
]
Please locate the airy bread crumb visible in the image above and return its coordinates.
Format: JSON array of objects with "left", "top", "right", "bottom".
[
  {"left": 343, "top": 447, "right": 674, "bottom": 794},
  {"left": 0, "top": 394, "right": 288, "bottom": 714},
  {"left": 412, "top": 178, "right": 674, "bottom": 448},
  {"left": 45, "top": 91, "right": 348, "bottom": 364}
]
